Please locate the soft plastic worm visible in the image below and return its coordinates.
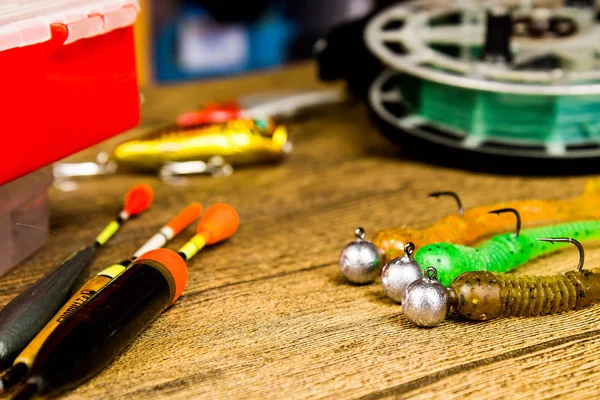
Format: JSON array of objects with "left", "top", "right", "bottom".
[
  {"left": 373, "top": 179, "right": 600, "bottom": 263},
  {"left": 450, "top": 269, "right": 600, "bottom": 321},
  {"left": 414, "top": 220, "right": 600, "bottom": 286}
]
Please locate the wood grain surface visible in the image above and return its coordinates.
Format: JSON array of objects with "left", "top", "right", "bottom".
[{"left": 2, "top": 63, "right": 600, "bottom": 399}]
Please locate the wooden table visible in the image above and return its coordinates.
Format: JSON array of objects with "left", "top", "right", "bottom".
[{"left": 3, "top": 63, "right": 600, "bottom": 399}]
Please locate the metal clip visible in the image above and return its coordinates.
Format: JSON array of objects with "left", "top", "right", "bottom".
[
  {"left": 53, "top": 152, "right": 117, "bottom": 192},
  {"left": 159, "top": 156, "right": 234, "bottom": 186}
]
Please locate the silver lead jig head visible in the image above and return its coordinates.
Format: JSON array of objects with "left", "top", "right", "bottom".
[
  {"left": 339, "top": 227, "right": 381, "bottom": 284},
  {"left": 381, "top": 242, "right": 423, "bottom": 303},
  {"left": 402, "top": 267, "right": 449, "bottom": 327}
]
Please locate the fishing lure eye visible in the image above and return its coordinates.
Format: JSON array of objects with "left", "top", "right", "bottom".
[
  {"left": 255, "top": 119, "right": 269, "bottom": 129},
  {"left": 250, "top": 119, "right": 276, "bottom": 138}
]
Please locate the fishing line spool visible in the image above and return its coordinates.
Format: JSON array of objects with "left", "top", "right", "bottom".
[{"left": 365, "top": 0, "right": 600, "bottom": 159}]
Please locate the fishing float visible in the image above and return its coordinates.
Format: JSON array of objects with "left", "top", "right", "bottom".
[
  {"left": 0, "top": 202, "right": 203, "bottom": 392},
  {"left": 10, "top": 204, "right": 239, "bottom": 399},
  {"left": 0, "top": 184, "right": 153, "bottom": 369}
]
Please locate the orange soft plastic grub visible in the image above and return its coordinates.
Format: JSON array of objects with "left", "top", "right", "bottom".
[{"left": 373, "top": 179, "right": 600, "bottom": 263}]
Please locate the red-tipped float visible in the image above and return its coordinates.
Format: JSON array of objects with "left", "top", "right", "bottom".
[{"left": 123, "top": 184, "right": 154, "bottom": 217}]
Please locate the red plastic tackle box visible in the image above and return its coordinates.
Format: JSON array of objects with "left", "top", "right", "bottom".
[
  {"left": 0, "top": 0, "right": 141, "bottom": 185},
  {"left": 0, "top": 0, "right": 141, "bottom": 274}
]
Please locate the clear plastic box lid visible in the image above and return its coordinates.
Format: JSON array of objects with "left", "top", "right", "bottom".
[
  {"left": 0, "top": 166, "right": 53, "bottom": 215},
  {"left": 0, "top": 0, "right": 139, "bottom": 52}
]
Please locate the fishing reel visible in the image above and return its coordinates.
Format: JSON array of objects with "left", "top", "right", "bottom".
[{"left": 319, "top": 0, "right": 600, "bottom": 166}]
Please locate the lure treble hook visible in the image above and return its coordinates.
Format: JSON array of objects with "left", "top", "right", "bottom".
[
  {"left": 489, "top": 208, "right": 521, "bottom": 237},
  {"left": 537, "top": 237, "right": 585, "bottom": 271},
  {"left": 428, "top": 191, "right": 464, "bottom": 216}
]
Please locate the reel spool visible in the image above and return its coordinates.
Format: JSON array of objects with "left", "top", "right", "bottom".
[{"left": 365, "top": 0, "right": 600, "bottom": 159}]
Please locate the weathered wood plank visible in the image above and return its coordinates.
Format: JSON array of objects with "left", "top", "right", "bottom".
[{"left": 1, "top": 63, "right": 599, "bottom": 399}]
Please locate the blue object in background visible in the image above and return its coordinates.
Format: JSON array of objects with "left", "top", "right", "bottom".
[{"left": 155, "top": 1, "right": 295, "bottom": 82}]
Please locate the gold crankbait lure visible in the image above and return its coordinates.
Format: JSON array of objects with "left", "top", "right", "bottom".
[{"left": 113, "top": 118, "right": 291, "bottom": 171}]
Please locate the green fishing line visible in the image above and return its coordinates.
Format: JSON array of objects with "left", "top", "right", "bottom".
[{"left": 401, "top": 75, "right": 600, "bottom": 143}]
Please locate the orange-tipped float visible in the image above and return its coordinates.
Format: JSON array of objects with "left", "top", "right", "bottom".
[
  {"left": 167, "top": 203, "right": 203, "bottom": 235},
  {"left": 176, "top": 203, "right": 240, "bottom": 260},
  {"left": 137, "top": 203, "right": 239, "bottom": 299},
  {"left": 138, "top": 248, "right": 189, "bottom": 303},
  {"left": 133, "top": 203, "right": 203, "bottom": 258},
  {"left": 196, "top": 203, "right": 240, "bottom": 245}
]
